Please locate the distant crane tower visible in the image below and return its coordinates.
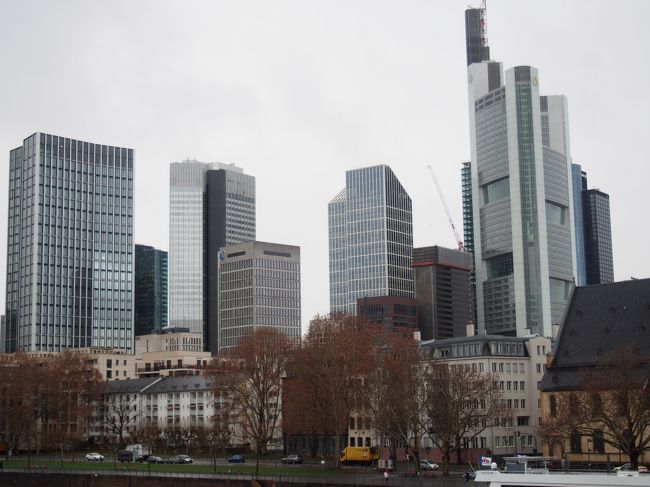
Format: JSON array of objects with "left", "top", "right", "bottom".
[{"left": 427, "top": 165, "right": 464, "bottom": 252}]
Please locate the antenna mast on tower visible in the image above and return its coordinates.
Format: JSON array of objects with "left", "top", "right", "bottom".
[{"left": 479, "top": 0, "right": 489, "bottom": 49}]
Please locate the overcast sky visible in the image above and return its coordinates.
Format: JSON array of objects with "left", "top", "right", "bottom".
[{"left": 1, "top": 0, "right": 648, "bottom": 332}]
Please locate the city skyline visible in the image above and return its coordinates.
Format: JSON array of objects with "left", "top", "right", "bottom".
[{"left": 1, "top": 1, "right": 648, "bottom": 332}]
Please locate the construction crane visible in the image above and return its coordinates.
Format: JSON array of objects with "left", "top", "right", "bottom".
[{"left": 427, "top": 164, "right": 464, "bottom": 252}]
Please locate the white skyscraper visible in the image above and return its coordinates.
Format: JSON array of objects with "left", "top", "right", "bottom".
[
  {"left": 466, "top": 8, "right": 576, "bottom": 338},
  {"left": 169, "top": 160, "right": 255, "bottom": 352}
]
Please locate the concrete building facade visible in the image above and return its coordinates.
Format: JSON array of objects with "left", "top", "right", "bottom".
[
  {"left": 420, "top": 334, "right": 551, "bottom": 456},
  {"left": 134, "top": 328, "right": 211, "bottom": 378},
  {"left": 217, "top": 241, "right": 301, "bottom": 354}
]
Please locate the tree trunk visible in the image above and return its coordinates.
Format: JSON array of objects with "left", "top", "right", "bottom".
[
  {"left": 413, "top": 445, "right": 421, "bottom": 475},
  {"left": 334, "top": 432, "right": 343, "bottom": 469},
  {"left": 629, "top": 450, "right": 640, "bottom": 470},
  {"left": 456, "top": 435, "right": 463, "bottom": 465},
  {"left": 443, "top": 441, "right": 451, "bottom": 476}
]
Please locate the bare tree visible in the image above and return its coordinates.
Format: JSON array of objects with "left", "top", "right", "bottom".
[
  {"left": 368, "top": 330, "right": 427, "bottom": 473},
  {"left": 206, "top": 328, "right": 292, "bottom": 476},
  {"left": 424, "top": 361, "right": 507, "bottom": 475},
  {"left": 104, "top": 394, "right": 137, "bottom": 445},
  {"left": 548, "top": 345, "right": 650, "bottom": 469},
  {"left": 206, "top": 413, "right": 234, "bottom": 472}
]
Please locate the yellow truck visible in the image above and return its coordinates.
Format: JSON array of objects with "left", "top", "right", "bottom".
[{"left": 339, "top": 446, "right": 379, "bottom": 466}]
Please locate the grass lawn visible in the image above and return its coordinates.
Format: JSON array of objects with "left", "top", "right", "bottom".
[{"left": 1, "top": 458, "right": 360, "bottom": 478}]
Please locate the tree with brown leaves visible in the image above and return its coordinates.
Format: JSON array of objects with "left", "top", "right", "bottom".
[
  {"left": 45, "top": 350, "right": 105, "bottom": 464},
  {"left": 206, "top": 328, "right": 292, "bottom": 476},
  {"left": 0, "top": 353, "right": 40, "bottom": 458},
  {"left": 368, "top": 329, "right": 426, "bottom": 474},
  {"left": 284, "top": 314, "right": 380, "bottom": 467}
]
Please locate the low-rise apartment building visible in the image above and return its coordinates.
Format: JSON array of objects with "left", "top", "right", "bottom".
[
  {"left": 134, "top": 328, "right": 211, "bottom": 378},
  {"left": 419, "top": 334, "right": 550, "bottom": 458}
]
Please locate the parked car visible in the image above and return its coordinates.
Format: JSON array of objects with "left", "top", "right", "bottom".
[
  {"left": 281, "top": 454, "right": 303, "bottom": 464},
  {"left": 176, "top": 454, "right": 193, "bottom": 464},
  {"left": 147, "top": 455, "right": 163, "bottom": 464},
  {"left": 420, "top": 460, "right": 439, "bottom": 471},
  {"left": 228, "top": 454, "right": 246, "bottom": 463},
  {"left": 164, "top": 455, "right": 193, "bottom": 464},
  {"left": 85, "top": 452, "right": 104, "bottom": 461},
  {"left": 614, "top": 463, "right": 648, "bottom": 473}
]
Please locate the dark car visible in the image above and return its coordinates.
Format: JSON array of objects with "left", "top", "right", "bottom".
[
  {"left": 165, "top": 454, "right": 193, "bottom": 464},
  {"left": 281, "top": 454, "right": 303, "bottom": 464},
  {"left": 147, "top": 455, "right": 163, "bottom": 464},
  {"left": 117, "top": 450, "right": 135, "bottom": 463},
  {"left": 228, "top": 454, "right": 246, "bottom": 463}
]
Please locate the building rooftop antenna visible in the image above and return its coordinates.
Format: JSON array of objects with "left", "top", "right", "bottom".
[{"left": 479, "top": 0, "right": 489, "bottom": 49}]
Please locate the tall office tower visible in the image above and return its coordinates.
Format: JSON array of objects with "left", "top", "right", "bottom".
[
  {"left": 328, "top": 165, "right": 414, "bottom": 315},
  {"left": 134, "top": 244, "right": 168, "bottom": 336},
  {"left": 5, "top": 133, "right": 134, "bottom": 353},
  {"left": 217, "top": 241, "right": 300, "bottom": 353},
  {"left": 413, "top": 246, "right": 473, "bottom": 340},
  {"left": 571, "top": 164, "right": 587, "bottom": 286},
  {"left": 570, "top": 166, "right": 614, "bottom": 286},
  {"left": 582, "top": 189, "right": 614, "bottom": 284},
  {"left": 169, "top": 160, "right": 255, "bottom": 353},
  {"left": 466, "top": 8, "right": 576, "bottom": 338}
]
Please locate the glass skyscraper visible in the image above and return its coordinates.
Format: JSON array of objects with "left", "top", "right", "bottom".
[
  {"left": 570, "top": 165, "right": 614, "bottom": 286},
  {"left": 168, "top": 160, "right": 255, "bottom": 353},
  {"left": 583, "top": 189, "right": 614, "bottom": 284},
  {"left": 328, "top": 165, "right": 414, "bottom": 315},
  {"left": 5, "top": 133, "right": 134, "bottom": 352},
  {"left": 466, "top": 7, "right": 576, "bottom": 337},
  {"left": 134, "top": 244, "right": 168, "bottom": 336}
]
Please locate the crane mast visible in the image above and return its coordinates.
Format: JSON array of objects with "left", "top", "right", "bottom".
[{"left": 427, "top": 164, "right": 464, "bottom": 252}]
